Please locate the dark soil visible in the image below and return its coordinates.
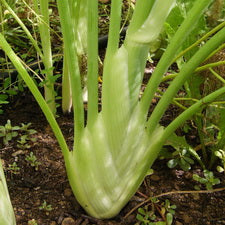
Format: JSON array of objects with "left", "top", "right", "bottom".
[
  {"left": 1, "top": 1, "right": 225, "bottom": 224},
  {"left": 0, "top": 93, "right": 225, "bottom": 225}
]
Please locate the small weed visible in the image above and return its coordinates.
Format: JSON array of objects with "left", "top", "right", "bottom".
[
  {"left": 28, "top": 219, "right": 38, "bottom": 225},
  {"left": 161, "top": 133, "right": 204, "bottom": 171},
  {"left": 25, "top": 152, "right": 41, "bottom": 171},
  {"left": 39, "top": 200, "right": 53, "bottom": 212},
  {"left": 136, "top": 198, "right": 176, "bottom": 225},
  {"left": 8, "top": 162, "right": 20, "bottom": 174},
  {"left": 193, "top": 170, "right": 220, "bottom": 190},
  {"left": 0, "top": 120, "right": 20, "bottom": 145},
  {"left": 17, "top": 135, "right": 32, "bottom": 149},
  {"left": 215, "top": 149, "right": 225, "bottom": 173},
  {"left": 19, "top": 123, "right": 37, "bottom": 142},
  {"left": 0, "top": 120, "right": 37, "bottom": 146},
  {"left": 167, "top": 148, "right": 194, "bottom": 171}
]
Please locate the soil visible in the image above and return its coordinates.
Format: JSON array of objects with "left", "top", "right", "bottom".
[
  {"left": 0, "top": 92, "right": 225, "bottom": 225},
  {"left": 1, "top": 1, "right": 225, "bottom": 225}
]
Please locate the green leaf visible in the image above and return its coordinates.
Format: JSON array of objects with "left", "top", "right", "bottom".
[
  {"left": 183, "top": 156, "right": 194, "bottom": 164},
  {"left": 165, "top": 133, "right": 190, "bottom": 150},
  {"left": 217, "top": 166, "right": 224, "bottom": 173},
  {"left": 155, "top": 222, "right": 166, "bottom": 225},
  {"left": 6, "top": 90, "right": 18, "bottom": 96},
  {"left": 138, "top": 208, "right": 146, "bottom": 216},
  {"left": 0, "top": 94, "right": 8, "bottom": 101},
  {"left": 215, "top": 151, "right": 223, "bottom": 159},
  {"left": 167, "top": 159, "right": 178, "bottom": 168},
  {"left": 136, "top": 213, "right": 145, "bottom": 222},
  {"left": 166, "top": 212, "right": 173, "bottom": 225},
  {"left": 179, "top": 158, "right": 191, "bottom": 171}
]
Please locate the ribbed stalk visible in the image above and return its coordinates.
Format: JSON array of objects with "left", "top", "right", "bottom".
[
  {"left": 57, "top": 0, "right": 84, "bottom": 144},
  {"left": 66, "top": 110, "right": 164, "bottom": 219},
  {"left": 140, "top": 0, "right": 213, "bottom": 118},
  {"left": 87, "top": 0, "right": 98, "bottom": 126},
  {"left": 146, "top": 26, "right": 225, "bottom": 133},
  {"left": 34, "top": 0, "right": 56, "bottom": 114},
  {"left": 124, "top": 0, "right": 175, "bottom": 111},
  {"left": 162, "top": 86, "right": 225, "bottom": 143},
  {"left": 62, "top": 52, "right": 72, "bottom": 113},
  {"left": 0, "top": 160, "right": 16, "bottom": 225},
  {"left": 0, "top": 34, "right": 70, "bottom": 162}
]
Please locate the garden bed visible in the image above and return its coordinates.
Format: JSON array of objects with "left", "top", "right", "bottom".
[{"left": 0, "top": 93, "right": 224, "bottom": 225}]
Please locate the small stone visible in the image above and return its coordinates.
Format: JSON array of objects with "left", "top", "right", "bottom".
[
  {"left": 64, "top": 188, "right": 72, "bottom": 197},
  {"left": 62, "top": 217, "right": 76, "bottom": 225},
  {"left": 12, "top": 150, "right": 25, "bottom": 157},
  {"left": 50, "top": 221, "right": 56, "bottom": 225},
  {"left": 175, "top": 221, "right": 183, "bottom": 225},
  {"left": 182, "top": 214, "right": 192, "bottom": 223},
  {"left": 33, "top": 199, "right": 41, "bottom": 207},
  {"left": 150, "top": 174, "right": 160, "bottom": 181}
]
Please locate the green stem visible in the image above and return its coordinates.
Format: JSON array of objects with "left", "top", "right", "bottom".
[
  {"left": 62, "top": 52, "right": 72, "bottom": 113},
  {"left": 162, "top": 86, "right": 225, "bottom": 144},
  {"left": 104, "top": 0, "right": 122, "bottom": 60},
  {"left": 173, "top": 20, "right": 225, "bottom": 62},
  {"left": 196, "top": 60, "right": 225, "bottom": 72},
  {"left": 126, "top": 0, "right": 154, "bottom": 35},
  {"left": 34, "top": 0, "right": 56, "bottom": 114},
  {"left": 87, "top": 0, "right": 98, "bottom": 126},
  {"left": 195, "top": 116, "right": 208, "bottom": 164},
  {"left": 146, "top": 26, "right": 225, "bottom": 133},
  {"left": 0, "top": 33, "right": 70, "bottom": 160},
  {"left": 140, "top": 0, "right": 213, "bottom": 117},
  {"left": 124, "top": 0, "right": 175, "bottom": 111},
  {"left": 57, "top": 0, "right": 84, "bottom": 145}
]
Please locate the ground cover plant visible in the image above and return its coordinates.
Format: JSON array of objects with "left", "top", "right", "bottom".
[{"left": 0, "top": 0, "right": 225, "bottom": 224}]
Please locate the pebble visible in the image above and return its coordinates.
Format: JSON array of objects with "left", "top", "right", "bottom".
[
  {"left": 150, "top": 174, "right": 160, "bottom": 181},
  {"left": 175, "top": 221, "right": 183, "bottom": 225},
  {"left": 12, "top": 150, "right": 25, "bottom": 157},
  {"left": 50, "top": 222, "right": 57, "bottom": 225},
  {"left": 182, "top": 214, "right": 192, "bottom": 223},
  {"left": 61, "top": 217, "right": 76, "bottom": 225},
  {"left": 64, "top": 188, "right": 72, "bottom": 197}
]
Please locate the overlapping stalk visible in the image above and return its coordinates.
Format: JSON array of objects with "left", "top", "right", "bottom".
[
  {"left": 0, "top": 160, "right": 16, "bottom": 225},
  {"left": 33, "top": 0, "right": 55, "bottom": 114},
  {"left": 1, "top": 0, "right": 225, "bottom": 220},
  {"left": 62, "top": 0, "right": 88, "bottom": 113}
]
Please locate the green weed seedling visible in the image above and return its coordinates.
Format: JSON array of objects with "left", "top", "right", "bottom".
[
  {"left": 17, "top": 123, "right": 37, "bottom": 149},
  {"left": 17, "top": 135, "right": 32, "bottom": 149},
  {"left": 39, "top": 200, "right": 53, "bottom": 212},
  {"left": 193, "top": 170, "right": 220, "bottom": 190},
  {"left": 136, "top": 198, "right": 176, "bottom": 225},
  {"left": 162, "top": 133, "right": 203, "bottom": 171},
  {"left": 167, "top": 148, "right": 194, "bottom": 171},
  {"left": 161, "top": 199, "right": 176, "bottom": 225},
  {"left": 8, "top": 162, "right": 20, "bottom": 175},
  {"left": 215, "top": 149, "right": 225, "bottom": 173},
  {"left": 28, "top": 219, "right": 38, "bottom": 225},
  {"left": 19, "top": 123, "right": 37, "bottom": 142},
  {"left": 0, "top": 120, "right": 20, "bottom": 145},
  {"left": 136, "top": 206, "right": 158, "bottom": 225},
  {"left": 0, "top": 94, "right": 8, "bottom": 114},
  {"left": 25, "top": 152, "right": 41, "bottom": 171}
]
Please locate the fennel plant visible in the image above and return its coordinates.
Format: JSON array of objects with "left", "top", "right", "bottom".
[{"left": 1, "top": 0, "right": 225, "bottom": 219}]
